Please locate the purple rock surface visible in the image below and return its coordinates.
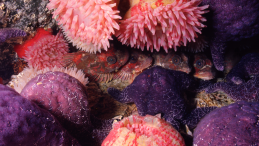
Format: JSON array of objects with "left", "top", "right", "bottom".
[
  {"left": 20, "top": 71, "right": 113, "bottom": 146},
  {"left": 226, "top": 53, "right": 259, "bottom": 84},
  {"left": 193, "top": 101, "right": 259, "bottom": 146},
  {"left": 206, "top": 74, "right": 259, "bottom": 102},
  {"left": 201, "top": 0, "right": 259, "bottom": 71},
  {"left": 20, "top": 71, "right": 91, "bottom": 132},
  {"left": 0, "top": 28, "right": 26, "bottom": 43},
  {"left": 108, "top": 66, "right": 214, "bottom": 130},
  {"left": 0, "top": 84, "right": 80, "bottom": 146}
]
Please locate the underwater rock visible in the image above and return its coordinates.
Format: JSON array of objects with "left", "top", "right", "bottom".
[
  {"left": 20, "top": 70, "right": 113, "bottom": 146},
  {"left": 193, "top": 101, "right": 259, "bottom": 145},
  {"left": 206, "top": 73, "right": 259, "bottom": 102},
  {"left": 108, "top": 66, "right": 215, "bottom": 130},
  {"left": 0, "top": 43, "right": 14, "bottom": 80},
  {"left": 226, "top": 53, "right": 259, "bottom": 84},
  {"left": 0, "top": 28, "right": 26, "bottom": 44},
  {"left": 0, "top": 0, "right": 55, "bottom": 33},
  {"left": 201, "top": 0, "right": 259, "bottom": 71},
  {"left": 20, "top": 71, "right": 91, "bottom": 133},
  {"left": 0, "top": 84, "right": 80, "bottom": 146}
]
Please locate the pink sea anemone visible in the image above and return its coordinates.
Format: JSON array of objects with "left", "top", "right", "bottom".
[
  {"left": 47, "top": 0, "right": 121, "bottom": 53},
  {"left": 22, "top": 28, "right": 69, "bottom": 69},
  {"left": 102, "top": 115, "right": 185, "bottom": 146},
  {"left": 116, "top": 0, "right": 209, "bottom": 52}
]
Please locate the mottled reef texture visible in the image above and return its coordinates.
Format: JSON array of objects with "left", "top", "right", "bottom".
[
  {"left": 226, "top": 53, "right": 259, "bottom": 84},
  {"left": 201, "top": 0, "right": 259, "bottom": 71},
  {"left": 205, "top": 53, "right": 259, "bottom": 102},
  {"left": 193, "top": 101, "right": 259, "bottom": 146},
  {"left": 0, "top": 28, "right": 26, "bottom": 43},
  {"left": 20, "top": 71, "right": 113, "bottom": 146},
  {"left": 108, "top": 66, "right": 215, "bottom": 130},
  {"left": 0, "top": 84, "right": 80, "bottom": 146},
  {"left": 0, "top": 0, "right": 56, "bottom": 33},
  {"left": 20, "top": 71, "right": 92, "bottom": 135},
  {"left": 206, "top": 74, "right": 259, "bottom": 102}
]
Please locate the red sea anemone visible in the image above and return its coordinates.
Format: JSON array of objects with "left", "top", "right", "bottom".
[
  {"left": 116, "top": 0, "right": 208, "bottom": 52},
  {"left": 47, "top": 0, "right": 121, "bottom": 53},
  {"left": 102, "top": 115, "right": 185, "bottom": 146},
  {"left": 14, "top": 28, "right": 69, "bottom": 69},
  {"left": 14, "top": 28, "right": 52, "bottom": 58}
]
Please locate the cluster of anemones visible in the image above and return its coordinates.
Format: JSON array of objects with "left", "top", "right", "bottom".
[
  {"left": 7, "top": 0, "right": 209, "bottom": 143},
  {"left": 47, "top": 0, "right": 209, "bottom": 53}
]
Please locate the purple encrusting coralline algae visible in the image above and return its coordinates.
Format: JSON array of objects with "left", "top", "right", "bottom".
[
  {"left": 108, "top": 66, "right": 216, "bottom": 130},
  {"left": 200, "top": 0, "right": 259, "bottom": 71},
  {"left": 205, "top": 53, "right": 259, "bottom": 102},
  {"left": 193, "top": 101, "right": 259, "bottom": 146},
  {"left": 226, "top": 53, "right": 259, "bottom": 85},
  {"left": 20, "top": 71, "right": 91, "bottom": 132},
  {"left": 0, "top": 28, "right": 26, "bottom": 43},
  {"left": 0, "top": 84, "right": 80, "bottom": 146},
  {"left": 20, "top": 71, "right": 113, "bottom": 146}
]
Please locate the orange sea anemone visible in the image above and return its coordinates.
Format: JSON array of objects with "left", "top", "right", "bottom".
[
  {"left": 47, "top": 0, "right": 121, "bottom": 53},
  {"left": 116, "top": 0, "right": 208, "bottom": 52},
  {"left": 102, "top": 114, "right": 185, "bottom": 146}
]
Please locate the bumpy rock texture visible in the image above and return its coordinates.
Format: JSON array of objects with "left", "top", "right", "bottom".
[
  {"left": 205, "top": 53, "right": 259, "bottom": 102},
  {"left": 0, "top": 0, "right": 55, "bottom": 33},
  {"left": 0, "top": 84, "right": 80, "bottom": 146},
  {"left": 193, "top": 101, "right": 259, "bottom": 145},
  {"left": 182, "top": 106, "right": 217, "bottom": 130},
  {"left": 108, "top": 66, "right": 214, "bottom": 130},
  {"left": 201, "top": 0, "right": 259, "bottom": 71},
  {"left": 0, "top": 28, "right": 26, "bottom": 43},
  {"left": 20, "top": 71, "right": 113, "bottom": 146},
  {"left": 226, "top": 53, "right": 259, "bottom": 84},
  {"left": 20, "top": 71, "right": 91, "bottom": 133},
  {"left": 206, "top": 74, "right": 259, "bottom": 102}
]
